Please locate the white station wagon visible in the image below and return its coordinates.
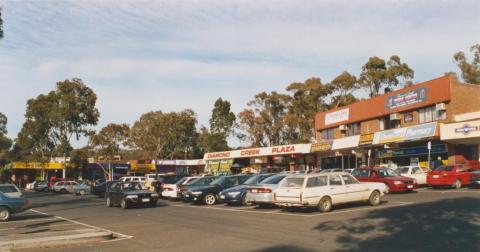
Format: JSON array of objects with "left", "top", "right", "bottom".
[{"left": 274, "top": 172, "right": 387, "bottom": 212}]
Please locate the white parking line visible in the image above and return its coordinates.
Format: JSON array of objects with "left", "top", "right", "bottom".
[
  {"left": 169, "top": 201, "right": 413, "bottom": 217},
  {"left": 29, "top": 209, "right": 133, "bottom": 240}
]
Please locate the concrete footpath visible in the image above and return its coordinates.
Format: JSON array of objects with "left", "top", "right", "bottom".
[{"left": 0, "top": 209, "right": 126, "bottom": 251}]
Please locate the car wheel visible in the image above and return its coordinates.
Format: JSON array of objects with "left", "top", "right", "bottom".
[
  {"left": 453, "top": 179, "right": 462, "bottom": 189},
  {"left": 203, "top": 194, "right": 216, "bottom": 205},
  {"left": 317, "top": 196, "right": 332, "bottom": 213},
  {"left": 106, "top": 197, "right": 113, "bottom": 207},
  {"left": 60, "top": 189, "right": 67, "bottom": 194},
  {"left": 79, "top": 190, "right": 86, "bottom": 196},
  {"left": 120, "top": 199, "right": 129, "bottom": 209},
  {"left": 241, "top": 194, "right": 252, "bottom": 206},
  {"left": 369, "top": 190, "right": 381, "bottom": 206},
  {"left": 0, "top": 207, "right": 11, "bottom": 222}
]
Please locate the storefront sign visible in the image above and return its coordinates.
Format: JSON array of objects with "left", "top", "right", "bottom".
[
  {"left": 441, "top": 120, "right": 480, "bottom": 140},
  {"left": 359, "top": 133, "right": 374, "bottom": 146},
  {"left": 378, "top": 144, "right": 447, "bottom": 158},
  {"left": 386, "top": 87, "right": 428, "bottom": 110},
  {"left": 204, "top": 144, "right": 312, "bottom": 160},
  {"left": 373, "top": 122, "right": 437, "bottom": 144},
  {"left": 311, "top": 141, "right": 332, "bottom": 152},
  {"left": 11, "top": 162, "right": 63, "bottom": 170},
  {"left": 332, "top": 135, "right": 360, "bottom": 150},
  {"left": 156, "top": 159, "right": 205, "bottom": 166},
  {"left": 325, "top": 108, "right": 349, "bottom": 125}
]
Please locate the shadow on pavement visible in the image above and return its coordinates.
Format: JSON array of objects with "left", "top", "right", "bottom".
[
  {"left": 255, "top": 245, "right": 315, "bottom": 252},
  {"left": 314, "top": 197, "right": 480, "bottom": 252}
]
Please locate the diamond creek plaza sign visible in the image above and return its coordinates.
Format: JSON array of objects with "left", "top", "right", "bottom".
[{"left": 204, "top": 144, "right": 312, "bottom": 160}]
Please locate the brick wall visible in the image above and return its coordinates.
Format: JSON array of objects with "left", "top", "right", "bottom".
[{"left": 448, "top": 76, "right": 480, "bottom": 120}]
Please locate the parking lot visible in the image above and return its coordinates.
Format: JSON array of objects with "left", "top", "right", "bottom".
[{"left": 1, "top": 188, "right": 478, "bottom": 252}]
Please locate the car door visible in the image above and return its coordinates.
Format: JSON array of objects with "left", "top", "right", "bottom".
[
  {"left": 328, "top": 175, "right": 346, "bottom": 204},
  {"left": 303, "top": 176, "right": 328, "bottom": 205},
  {"left": 341, "top": 174, "right": 368, "bottom": 202},
  {"left": 411, "top": 167, "right": 426, "bottom": 184}
]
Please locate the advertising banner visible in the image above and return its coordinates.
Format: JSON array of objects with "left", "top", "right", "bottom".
[
  {"left": 332, "top": 135, "right": 360, "bottom": 150},
  {"left": 11, "top": 162, "right": 63, "bottom": 170},
  {"left": 204, "top": 144, "right": 312, "bottom": 160},
  {"left": 386, "top": 87, "right": 428, "bottom": 110},
  {"left": 378, "top": 144, "right": 447, "bottom": 158},
  {"left": 373, "top": 122, "right": 436, "bottom": 144},
  {"left": 311, "top": 141, "right": 333, "bottom": 152},
  {"left": 441, "top": 120, "right": 480, "bottom": 140},
  {"left": 359, "top": 133, "right": 374, "bottom": 146},
  {"left": 325, "top": 108, "right": 349, "bottom": 125}
]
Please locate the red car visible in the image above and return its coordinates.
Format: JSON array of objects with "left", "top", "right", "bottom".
[
  {"left": 351, "top": 167, "right": 417, "bottom": 193},
  {"left": 427, "top": 165, "right": 472, "bottom": 189}
]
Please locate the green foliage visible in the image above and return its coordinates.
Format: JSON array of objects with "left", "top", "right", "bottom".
[
  {"left": 14, "top": 78, "right": 99, "bottom": 160},
  {"left": 0, "top": 112, "right": 7, "bottom": 136},
  {"left": 197, "top": 126, "right": 229, "bottom": 153},
  {"left": 130, "top": 109, "right": 198, "bottom": 159},
  {"left": 0, "top": 7, "right": 3, "bottom": 39},
  {"left": 210, "top": 98, "right": 236, "bottom": 136},
  {"left": 90, "top": 123, "right": 130, "bottom": 160},
  {"left": 453, "top": 44, "right": 480, "bottom": 84},
  {"left": 359, "top": 56, "right": 414, "bottom": 97},
  {"left": 329, "top": 71, "right": 358, "bottom": 108}
]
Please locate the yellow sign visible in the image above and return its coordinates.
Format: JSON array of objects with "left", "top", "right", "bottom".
[
  {"left": 130, "top": 161, "right": 156, "bottom": 171},
  {"left": 12, "top": 162, "right": 64, "bottom": 170},
  {"left": 359, "top": 133, "right": 374, "bottom": 146},
  {"left": 311, "top": 141, "right": 332, "bottom": 152}
]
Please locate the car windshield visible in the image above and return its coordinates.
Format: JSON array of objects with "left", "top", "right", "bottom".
[
  {"left": 434, "top": 165, "right": 454, "bottom": 171},
  {"left": 261, "top": 174, "right": 287, "bottom": 184},
  {"left": 378, "top": 169, "right": 397, "bottom": 177},
  {"left": 0, "top": 185, "right": 19, "bottom": 193},
  {"left": 397, "top": 167, "right": 410, "bottom": 174},
  {"left": 282, "top": 177, "right": 305, "bottom": 187},
  {"left": 175, "top": 177, "right": 188, "bottom": 185},
  {"left": 210, "top": 176, "right": 226, "bottom": 186},
  {"left": 123, "top": 183, "right": 143, "bottom": 191},
  {"left": 351, "top": 169, "right": 370, "bottom": 177},
  {"left": 243, "top": 175, "right": 270, "bottom": 185}
]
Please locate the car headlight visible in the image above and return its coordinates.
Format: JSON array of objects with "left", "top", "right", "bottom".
[
  {"left": 191, "top": 191, "right": 203, "bottom": 195},
  {"left": 227, "top": 191, "right": 241, "bottom": 197},
  {"left": 151, "top": 193, "right": 159, "bottom": 198},
  {"left": 126, "top": 195, "right": 138, "bottom": 199},
  {"left": 394, "top": 181, "right": 403, "bottom": 185}
]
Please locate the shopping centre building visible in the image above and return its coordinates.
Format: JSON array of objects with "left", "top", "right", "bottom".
[{"left": 314, "top": 74, "right": 480, "bottom": 169}]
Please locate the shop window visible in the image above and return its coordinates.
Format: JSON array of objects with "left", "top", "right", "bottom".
[
  {"left": 321, "top": 128, "right": 334, "bottom": 140},
  {"left": 419, "top": 106, "right": 437, "bottom": 123},
  {"left": 346, "top": 123, "right": 360, "bottom": 136},
  {"left": 380, "top": 116, "right": 395, "bottom": 130},
  {"left": 437, "top": 110, "right": 446, "bottom": 120}
]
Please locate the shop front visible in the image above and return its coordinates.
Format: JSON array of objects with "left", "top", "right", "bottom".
[
  {"left": 313, "top": 136, "right": 360, "bottom": 170},
  {"left": 369, "top": 122, "right": 441, "bottom": 168},
  {"left": 441, "top": 119, "right": 480, "bottom": 168},
  {"left": 10, "top": 162, "right": 64, "bottom": 187},
  {"left": 204, "top": 144, "right": 312, "bottom": 174}
]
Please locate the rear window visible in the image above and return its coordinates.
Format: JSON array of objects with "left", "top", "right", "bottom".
[
  {"left": 0, "top": 185, "right": 19, "bottom": 193},
  {"left": 434, "top": 165, "right": 454, "bottom": 172},
  {"left": 282, "top": 177, "right": 305, "bottom": 188},
  {"left": 261, "top": 174, "right": 287, "bottom": 184},
  {"left": 351, "top": 169, "right": 370, "bottom": 177}
]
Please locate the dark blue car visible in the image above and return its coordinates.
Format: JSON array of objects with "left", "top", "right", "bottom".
[
  {"left": 0, "top": 184, "right": 29, "bottom": 221},
  {"left": 219, "top": 174, "right": 275, "bottom": 206}
]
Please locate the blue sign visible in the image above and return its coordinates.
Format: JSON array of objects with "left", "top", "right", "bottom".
[
  {"left": 378, "top": 144, "right": 447, "bottom": 158},
  {"left": 386, "top": 87, "right": 428, "bottom": 110}
]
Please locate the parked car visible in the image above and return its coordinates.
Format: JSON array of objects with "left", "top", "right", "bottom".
[
  {"left": 34, "top": 181, "right": 49, "bottom": 192},
  {"left": 0, "top": 184, "right": 29, "bottom": 221},
  {"left": 91, "top": 180, "right": 119, "bottom": 198},
  {"left": 246, "top": 174, "right": 288, "bottom": 207},
  {"left": 181, "top": 176, "right": 218, "bottom": 200},
  {"left": 184, "top": 175, "right": 252, "bottom": 205},
  {"left": 52, "top": 181, "right": 79, "bottom": 193},
  {"left": 151, "top": 175, "right": 182, "bottom": 194},
  {"left": 470, "top": 170, "right": 480, "bottom": 187},
  {"left": 274, "top": 173, "right": 387, "bottom": 212},
  {"left": 162, "top": 177, "right": 199, "bottom": 199},
  {"left": 396, "top": 166, "right": 428, "bottom": 185},
  {"left": 319, "top": 168, "right": 343, "bottom": 173},
  {"left": 26, "top": 181, "right": 40, "bottom": 190},
  {"left": 120, "top": 176, "right": 147, "bottom": 183},
  {"left": 427, "top": 165, "right": 473, "bottom": 189},
  {"left": 74, "top": 181, "right": 92, "bottom": 195},
  {"left": 219, "top": 174, "right": 275, "bottom": 205},
  {"left": 105, "top": 181, "right": 159, "bottom": 209},
  {"left": 351, "top": 167, "right": 417, "bottom": 193},
  {"left": 48, "top": 177, "right": 64, "bottom": 191}
]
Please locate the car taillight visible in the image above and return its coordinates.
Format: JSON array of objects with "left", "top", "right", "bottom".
[
  {"left": 258, "top": 188, "right": 272, "bottom": 193},
  {"left": 443, "top": 173, "right": 448, "bottom": 176},
  {"left": 160, "top": 183, "right": 165, "bottom": 189}
]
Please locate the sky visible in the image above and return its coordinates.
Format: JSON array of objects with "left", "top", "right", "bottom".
[{"left": 0, "top": 0, "right": 479, "bottom": 147}]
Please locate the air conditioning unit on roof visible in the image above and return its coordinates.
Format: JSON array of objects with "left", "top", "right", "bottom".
[
  {"left": 339, "top": 125, "right": 348, "bottom": 131},
  {"left": 436, "top": 103, "right": 446, "bottom": 111},
  {"left": 390, "top": 113, "right": 401, "bottom": 121}
]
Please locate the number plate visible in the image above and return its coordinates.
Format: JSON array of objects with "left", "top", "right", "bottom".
[
  {"left": 407, "top": 185, "right": 413, "bottom": 188},
  {"left": 433, "top": 175, "right": 439, "bottom": 178},
  {"left": 142, "top": 198, "right": 150, "bottom": 202}
]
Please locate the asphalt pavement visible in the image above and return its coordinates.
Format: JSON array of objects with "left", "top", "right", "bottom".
[{"left": 4, "top": 188, "right": 480, "bottom": 252}]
